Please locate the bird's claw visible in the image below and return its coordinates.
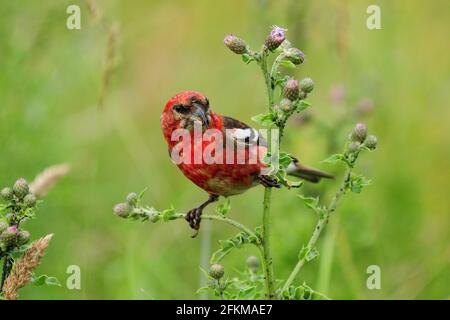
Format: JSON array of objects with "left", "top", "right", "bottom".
[
  {"left": 259, "top": 175, "right": 281, "bottom": 188},
  {"left": 185, "top": 207, "right": 203, "bottom": 237}
]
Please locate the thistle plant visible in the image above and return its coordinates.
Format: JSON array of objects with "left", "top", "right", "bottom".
[
  {"left": 114, "top": 26, "right": 378, "bottom": 300},
  {"left": 0, "top": 178, "right": 59, "bottom": 299}
]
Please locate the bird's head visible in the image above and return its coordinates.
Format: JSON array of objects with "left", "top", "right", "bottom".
[{"left": 161, "top": 91, "right": 214, "bottom": 140}]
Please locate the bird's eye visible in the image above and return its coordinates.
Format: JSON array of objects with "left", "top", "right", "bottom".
[{"left": 174, "top": 104, "right": 189, "bottom": 113}]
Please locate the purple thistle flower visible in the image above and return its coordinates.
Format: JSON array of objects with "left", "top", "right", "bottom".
[{"left": 265, "top": 26, "right": 286, "bottom": 51}]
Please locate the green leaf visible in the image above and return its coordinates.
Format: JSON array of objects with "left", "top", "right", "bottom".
[
  {"left": 273, "top": 75, "right": 289, "bottom": 89},
  {"left": 251, "top": 113, "right": 275, "bottom": 127},
  {"left": 215, "top": 198, "right": 231, "bottom": 216},
  {"left": 9, "top": 244, "right": 32, "bottom": 259},
  {"left": 31, "top": 274, "right": 61, "bottom": 287},
  {"left": 298, "top": 246, "right": 319, "bottom": 262},
  {"left": 281, "top": 283, "right": 331, "bottom": 300},
  {"left": 279, "top": 152, "right": 294, "bottom": 169},
  {"left": 241, "top": 53, "right": 254, "bottom": 64},
  {"left": 239, "top": 286, "right": 257, "bottom": 299},
  {"left": 297, "top": 194, "right": 319, "bottom": 210},
  {"left": 305, "top": 248, "right": 319, "bottom": 262},
  {"left": 321, "top": 153, "right": 346, "bottom": 164},
  {"left": 210, "top": 231, "right": 257, "bottom": 264},
  {"left": 161, "top": 206, "right": 177, "bottom": 221},
  {"left": 348, "top": 174, "right": 371, "bottom": 193},
  {"left": 138, "top": 188, "right": 148, "bottom": 200},
  {"left": 280, "top": 59, "right": 296, "bottom": 69},
  {"left": 285, "top": 180, "right": 304, "bottom": 189},
  {"left": 196, "top": 286, "right": 210, "bottom": 294},
  {"left": 296, "top": 100, "right": 312, "bottom": 112}
]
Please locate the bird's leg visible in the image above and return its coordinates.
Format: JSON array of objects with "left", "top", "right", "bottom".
[
  {"left": 259, "top": 175, "right": 281, "bottom": 188},
  {"left": 186, "top": 194, "right": 219, "bottom": 237}
]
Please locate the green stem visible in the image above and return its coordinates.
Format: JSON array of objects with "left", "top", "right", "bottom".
[
  {"left": 270, "top": 53, "right": 286, "bottom": 80},
  {"left": 136, "top": 209, "right": 261, "bottom": 244},
  {"left": 201, "top": 214, "right": 260, "bottom": 243},
  {"left": 258, "top": 49, "right": 276, "bottom": 299},
  {"left": 261, "top": 187, "right": 275, "bottom": 298},
  {"left": 1, "top": 255, "right": 13, "bottom": 291},
  {"left": 282, "top": 154, "right": 358, "bottom": 292}
]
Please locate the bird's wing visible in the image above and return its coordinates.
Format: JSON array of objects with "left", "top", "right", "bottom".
[
  {"left": 221, "top": 116, "right": 333, "bottom": 183},
  {"left": 222, "top": 116, "right": 267, "bottom": 147}
]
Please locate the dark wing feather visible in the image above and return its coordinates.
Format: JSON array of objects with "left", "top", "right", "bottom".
[{"left": 222, "top": 116, "right": 267, "bottom": 147}]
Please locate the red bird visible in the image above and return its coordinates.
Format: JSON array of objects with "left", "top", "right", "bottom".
[{"left": 161, "top": 91, "right": 332, "bottom": 234}]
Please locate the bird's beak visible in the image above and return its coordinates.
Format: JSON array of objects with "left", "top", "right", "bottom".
[{"left": 192, "top": 103, "right": 209, "bottom": 127}]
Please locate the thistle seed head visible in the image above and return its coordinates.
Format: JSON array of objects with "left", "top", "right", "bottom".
[
  {"left": 364, "top": 135, "right": 378, "bottom": 150},
  {"left": 209, "top": 263, "right": 224, "bottom": 280},
  {"left": 223, "top": 34, "right": 247, "bottom": 54},
  {"left": 265, "top": 26, "right": 286, "bottom": 51},
  {"left": 17, "top": 230, "right": 31, "bottom": 246},
  {"left": 23, "top": 194, "right": 37, "bottom": 208},
  {"left": 246, "top": 255, "right": 260, "bottom": 273},
  {"left": 300, "top": 77, "right": 315, "bottom": 93},
  {"left": 113, "top": 202, "right": 131, "bottom": 218},
  {"left": 1, "top": 187, "right": 14, "bottom": 201},
  {"left": 0, "top": 226, "right": 18, "bottom": 244},
  {"left": 350, "top": 123, "right": 368, "bottom": 143},
  {"left": 279, "top": 98, "right": 294, "bottom": 112},
  {"left": 284, "top": 79, "right": 300, "bottom": 101},
  {"left": 285, "top": 47, "right": 305, "bottom": 65},
  {"left": 13, "top": 178, "right": 29, "bottom": 199},
  {"left": 347, "top": 141, "right": 361, "bottom": 153}
]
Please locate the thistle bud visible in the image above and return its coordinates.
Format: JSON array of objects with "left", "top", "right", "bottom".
[
  {"left": 0, "top": 221, "right": 8, "bottom": 233},
  {"left": 17, "top": 230, "right": 30, "bottom": 245},
  {"left": 300, "top": 77, "right": 314, "bottom": 93},
  {"left": 13, "top": 178, "right": 29, "bottom": 199},
  {"left": 285, "top": 48, "right": 305, "bottom": 65},
  {"left": 298, "top": 91, "right": 307, "bottom": 100},
  {"left": 223, "top": 34, "right": 247, "bottom": 54},
  {"left": 23, "top": 193, "right": 37, "bottom": 207},
  {"left": 0, "top": 226, "right": 18, "bottom": 244},
  {"left": 284, "top": 79, "right": 300, "bottom": 101},
  {"left": 350, "top": 123, "right": 368, "bottom": 143},
  {"left": 347, "top": 141, "right": 360, "bottom": 153},
  {"left": 246, "top": 255, "right": 260, "bottom": 273},
  {"left": 0, "top": 187, "right": 13, "bottom": 201},
  {"left": 265, "top": 26, "right": 286, "bottom": 51},
  {"left": 126, "top": 192, "right": 138, "bottom": 207},
  {"left": 364, "top": 135, "right": 378, "bottom": 150},
  {"left": 113, "top": 202, "right": 131, "bottom": 218},
  {"left": 209, "top": 263, "right": 224, "bottom": 280},
  {"left": 279, "top": 98, "right": 294, "bottom": 112}
]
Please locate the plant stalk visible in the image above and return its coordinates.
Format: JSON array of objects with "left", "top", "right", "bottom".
[
  {"left": 282, "top": 154, "right": 358, "bottom": 292},
  {"left": 136, "top": 210, "right": 261, "bottom": 244},
  {"left": 258, "top": 50, "right": 276, "bottom": 299}
]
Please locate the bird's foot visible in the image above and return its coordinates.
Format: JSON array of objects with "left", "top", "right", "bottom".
[
  {"left": 259, "top": 175, "right": 281, "bottom": 188},
  {"left": 185, "top": 207, "right": 203, "bottom": 238}
]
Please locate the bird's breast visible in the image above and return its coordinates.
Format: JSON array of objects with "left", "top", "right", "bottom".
[{"left": 170, "top": 135, "right": 267, "bottom": 196}]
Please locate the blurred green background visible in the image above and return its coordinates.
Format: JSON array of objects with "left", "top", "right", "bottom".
[{"left": 0, "top": 0, "right": 449, "bottom": 299}]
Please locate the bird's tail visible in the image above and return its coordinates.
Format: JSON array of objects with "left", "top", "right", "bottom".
[{"left": 286, "top": 160, "right": 334, "bottom": 183}]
